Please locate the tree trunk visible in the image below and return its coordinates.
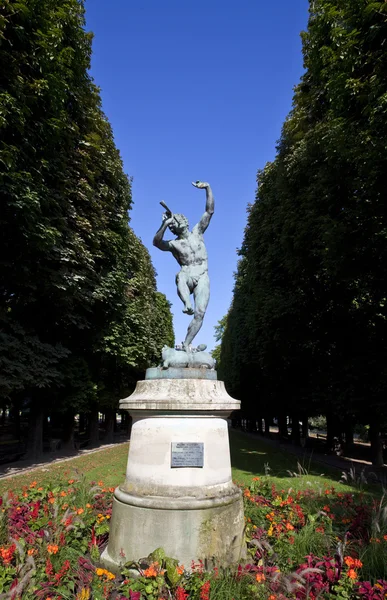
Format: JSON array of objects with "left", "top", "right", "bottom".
[
  {"left": 278, "top": 414, "right": 288, "bottom": 439},
  {"left": 326, "top": 412, "right": 335, "bottom": 451},
  {"left": 10, "top": 397, "right": 21, "bottom": 441},
  {"left": 301, "top": 415, "right": 309, "bottom": 439},
  {"left": 257, "top": 417, "right": 263, "bottom": 435},
  {"left": 263, "top": 417, "right": 270, "bottom": 436},
  {"left": 344, "top": 418, "right": 354, "bottom": 450},
  {"left": 88, "top": 410, "right": 100, "bottom": 447},
  {"left": 370, "top": 421, "right": 384, "bottom": 467},
  {"left": 1, "top": 407, "right": 6, "bottom": 426},
  {"left": 79, "top": 412, "right": 86, "bottom": 435},
  {"left": 25, "top": 401, "right": 44, "bottom": 461},
  {"left": 291, "top": 414, "right": 301, "bottom": 445},
  {"left": 121, "top": 412, "right": 132, "bottom": 438},
  {"left": 61, "top": 412, "right": 75, "bottom": 452},
  {"left": 104, "top": 409, "right": 115, "bottom": 444}
]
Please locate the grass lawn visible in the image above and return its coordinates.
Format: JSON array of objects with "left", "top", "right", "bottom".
[{"left": 0, "top": 429, "right": 366, "bottom": 497}]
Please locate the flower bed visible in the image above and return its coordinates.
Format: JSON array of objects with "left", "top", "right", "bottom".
[{"left": 0, "top": 476, "right": 386, "bottom": 598}]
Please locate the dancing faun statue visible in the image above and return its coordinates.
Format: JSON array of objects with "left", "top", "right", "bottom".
[{"left": 153, "top": 181, "right": 214, "bottom": 350}]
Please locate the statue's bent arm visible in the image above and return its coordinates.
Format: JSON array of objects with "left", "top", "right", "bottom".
[
  {"left": 193, "top": 183, "right": 214, "bottom": 235},
  {"left": 153, "top": 219, "right": 173, "bottom": 252}
]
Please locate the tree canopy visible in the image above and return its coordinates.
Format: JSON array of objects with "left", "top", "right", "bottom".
[
  {"left": 219, "top": 0, "right": 387, "bottom": 463},
  {"left": 0, "top": 0, "right": 174, "bottom": 456}
]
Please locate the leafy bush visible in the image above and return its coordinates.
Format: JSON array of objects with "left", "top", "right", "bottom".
[{"left": 0, "top": 475, "right": 386, "bottom": 598}]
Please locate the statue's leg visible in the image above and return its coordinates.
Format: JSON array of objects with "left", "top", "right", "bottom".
[
  {"left": 184, "top": 273, "right": 210, "bottom": 348},
  {"left": 176, "top": 271, "right": 194, "bottom": 315}
]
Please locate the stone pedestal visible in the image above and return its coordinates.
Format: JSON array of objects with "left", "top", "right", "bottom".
[{"left": 101, "top": 370, "right": 245, "bottom": 571}]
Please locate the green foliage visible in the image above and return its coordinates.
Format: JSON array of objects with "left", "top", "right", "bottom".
[
  {"left": 0, "top": 0, "right": 173, "bottom": 443},
  {"left": 221, "top": 0, "right": 387, "bottom": 446}
]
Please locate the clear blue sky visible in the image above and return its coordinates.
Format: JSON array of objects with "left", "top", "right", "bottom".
[{"left": 85, "top": 0, "right": 309, "bottom": 349}]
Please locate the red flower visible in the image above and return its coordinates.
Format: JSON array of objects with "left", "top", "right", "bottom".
[
  {"left": 200, "top": 580, "right": 210, "bottom": 600},
  {"left": 46, "top": 558, "right": 54, "bottom": 578},
  {"left": 54, "top": 559, "right": 71, "bottom": 583},
  {"left": 176, "top": 586, "right": 189, "bottom": 600}
]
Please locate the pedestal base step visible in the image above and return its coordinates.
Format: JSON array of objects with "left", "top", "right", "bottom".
[{"left": 101, "top": 488, "right": 245, "bottom": 572}]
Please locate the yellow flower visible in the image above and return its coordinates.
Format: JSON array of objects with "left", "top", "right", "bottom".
[
  {"left": 96, "top": 568, "right": 115, "bottom": 580},
  {"left": 76, "top": 588, "right": 91, "bottom": 600}
]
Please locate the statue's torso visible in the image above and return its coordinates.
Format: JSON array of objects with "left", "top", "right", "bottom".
[{"left": 170, "top": 230, "right": 208, "bottom": 269}]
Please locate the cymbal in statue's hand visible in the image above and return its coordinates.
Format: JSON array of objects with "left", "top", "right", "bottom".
[{"left": 192, "top": 180, "right": 209, "bottom": 189}]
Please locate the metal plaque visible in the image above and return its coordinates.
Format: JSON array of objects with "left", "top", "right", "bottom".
[{"left": 171, "top": 442, "right": 204, "bottom": 468}]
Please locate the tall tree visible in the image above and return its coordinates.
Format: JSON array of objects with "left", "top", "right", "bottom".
[
  {"left": 0, "top": 0, "right": 174, "bottom": 457},
  {"left": 222, "top": 0, "right": 387, "bottom": 463}
]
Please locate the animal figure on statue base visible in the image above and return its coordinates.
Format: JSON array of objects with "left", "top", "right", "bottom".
[{"left": 161, "top": 345, "right": 215, "bottom": 370}]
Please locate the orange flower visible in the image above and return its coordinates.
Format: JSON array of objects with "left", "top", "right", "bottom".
[
  {"left": 98, "top": 481, "right": 104, "bottom": 487},
  {"left": 60, "top": 491, "right": 67, "bottom": 497},
  {"left": 27, "top": 548, "right": 36, "bottom": 556},
  {"left": 0, "top": 544, "right": 16, "bottom": 565},
  {"left": 86, "top": 503, "right": 91, "bottom": 508},
  {"left": 47, "top": 544, "right": 59, "bottom": 555},
  {"left": 269, "top": 596, "right": 276, "bottom": 600},
  {"left": 286, "top": 522, "right": 294, "bottom": 531},
  {"left": 345, "top": 557, "right": 362, "bottom": 569},
  {"left": 29, "top": 481, "right": 37, "bottom": 488},
  {"left": 177, "top": 565, "right": 185, "bottom": 575},
  {"left": 347, "top": 569, "right": 357, "bottom": 580},
  {"left": 77, "top": 508, "right": 84, "bottom": 515},
  {"left": 68, "top": 479, "right": 75, "bottom": 484},
  {"left": 38, "top": 487, "right": 43, "bottom": 491},
  {"left": 48, "top": 497, "right": 55, "bottom": 504},
  {"left": 256, "top": 572, "right": 266, "bottom": 583},
  {"left": 109, "top": 487, "right": 115, "bottom": 493},
  {"left": 144, "top": 565, "right": 158, "bottom": 577}
]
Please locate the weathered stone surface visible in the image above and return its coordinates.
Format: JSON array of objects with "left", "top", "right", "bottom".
[
  {"left": 102, "top": 378, "right": 245, "bottom": 571},
  {"left": 119, "top": 378, "right": 240, "bottom": 416},
  {"left": 102, "top": 489, "right": 244, "bottom": 572}
]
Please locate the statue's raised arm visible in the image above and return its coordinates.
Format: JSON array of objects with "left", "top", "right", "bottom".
[{"left": 192, "top": 181, "right": 214, "bottom": 234}]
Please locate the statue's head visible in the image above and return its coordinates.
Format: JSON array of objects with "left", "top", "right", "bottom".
[{"left": 168, "top": 213, "right": 189, "bottom": 236}]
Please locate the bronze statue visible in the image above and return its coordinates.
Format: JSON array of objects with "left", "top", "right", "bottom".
[{"left": 153, "top": 181, "right": 214, "bottom": 349}]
